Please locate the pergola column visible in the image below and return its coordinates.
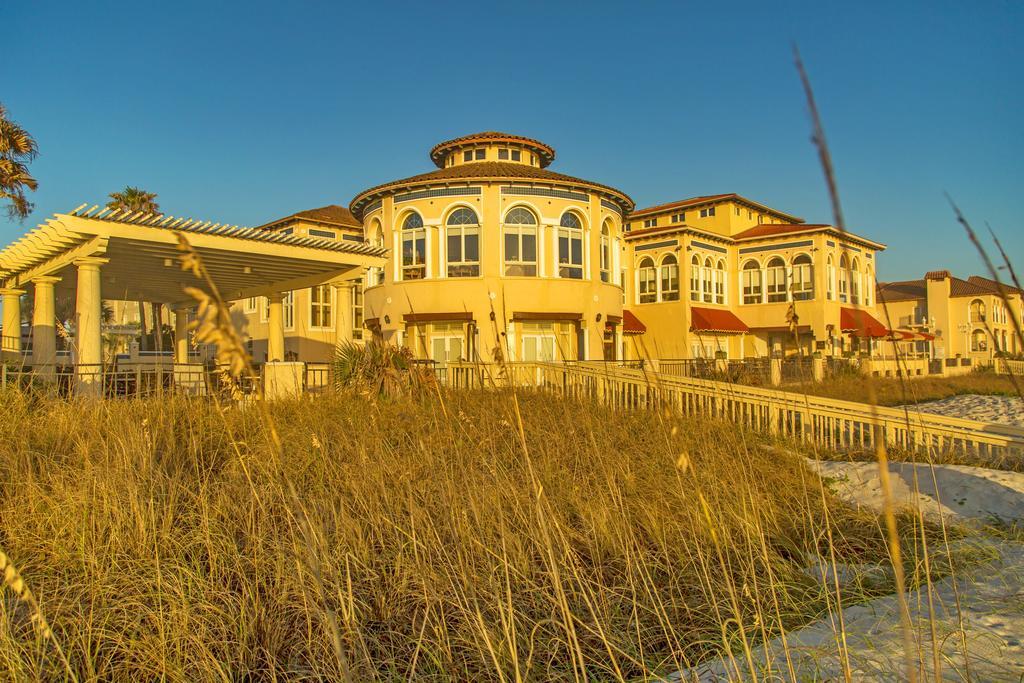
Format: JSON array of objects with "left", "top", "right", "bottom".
[
  {"left": 74, "top": 257, "right": 108, "bottom": 396},
  {"left": 174, "top": 308, "right": 191, "bottom": 364},
  {"left": 0, "top": 287, "right": 24, "bottom": 358},
  {"left": 30, "top": 276, "right": 61, "bottom": 376},
  {"left": 332, "top": 282, "right": 354, "bottom": 344},
  {"left": 267, "top": 292, "right": 285, "bottom": 362}
]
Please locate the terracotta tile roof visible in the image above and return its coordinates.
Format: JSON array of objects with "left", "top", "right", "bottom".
[
  {"left": 350, "top": 161, "right": 634, "bottom": 220},
  {"left": 257, "top": 204, "right": 361, "bottom": 230},
  {"left": 949, "top": 277, "right": 995, "bottom": 298},
  {"left": 925, "top": 270, "right": 951, "bottom": 280},
  {"left": 429, "top": 132, "right": 556, "bottom": 168},
  {"left": 629, "top": 193, "right": 803, "bottom": 223},
  {"left": 622, "top": 309, "right": 647, "bottom": 334},
  {"left": 968, "top": 275, "right": 1024, "bottom": 296},
  {"left": 877, "top": 279, "right": 926, "bottom": 302},
  {"left": 733, "top": 223, "right": 831, "bottom": 240},
  {"left": 840, "top": 307, "right": 889, "bottom": 337},
  {"left": 690, "top": 307, "right": 750, "bottom": 333}
]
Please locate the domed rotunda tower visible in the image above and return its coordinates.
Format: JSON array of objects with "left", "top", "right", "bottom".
[{"left": 349, "top": 132, "right": 634, "bottom": 363}]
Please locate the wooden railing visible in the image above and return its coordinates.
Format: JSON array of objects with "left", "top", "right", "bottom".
[{"left": 446, "top": 361, "right": 1024, "bottom": 460}]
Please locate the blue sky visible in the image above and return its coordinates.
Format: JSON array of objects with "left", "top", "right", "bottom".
[{"left": 4, "top": 0, "right": 1022, "bottom": 281}]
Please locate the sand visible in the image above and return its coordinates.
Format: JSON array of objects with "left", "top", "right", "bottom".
[
  {"left": 673, "top": 459, "right": 1024, "bottom": 682},
  {"left": 900, "top": 394, "right": 1024, "bottom": 428}
]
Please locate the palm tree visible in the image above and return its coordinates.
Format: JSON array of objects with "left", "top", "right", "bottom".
[
  {"left": 107, "top": 186, "right": 161, "bottom": 350},
  {"left": 0, "top": 103, "right": 39, "bottom": 221},
  {"left": 106, "top": 186, "right": 159, "bottom": 215}
]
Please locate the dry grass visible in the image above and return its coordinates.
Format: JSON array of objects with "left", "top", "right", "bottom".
[
  {"left": 0, "top": 388, "right": 962, "bottom": 681},
  {"left": 781, "top": 371, "right": 1019, "bottom": 406}
]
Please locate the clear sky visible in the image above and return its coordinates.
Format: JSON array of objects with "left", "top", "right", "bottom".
[{"left": 4, "top": 0, "right": 1022, "bottom": 281}]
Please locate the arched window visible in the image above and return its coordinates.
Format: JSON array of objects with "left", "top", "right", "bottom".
[
  {"left": 702, "top": 257, "right": 713, "bottom": 303},
  {"left": 661, "top": 254, "right": 679, "bottom": 301},
  {"left": 638, "top": 257, "right": 657, "bottom": 303},
  {"left": 713, "top": 259, "right": 726, "bottom": 304},
  {"left": 690, "top": 255, "right": 701, "bottom": 301},
  {"left": 969, "top": 299, "right": 986, "bottom": 323},
  {"left": 850, "top": 258, "right": 861, "bottom": 304},
  {"left": 971, "top": 328, "right": 987, "bottom": 352},
  {"left": 445, "top": 207, "right": 480, "bottom": 277},
  {"left": 503, "top": 207, "right": 538, "bottom": 276},
  {"left": 765, "top": 256, "right": 787, "bottom": 302},
  {"left": 368, "top": 219, "right": 385, "bottom": 286},
  {"left": 792, "top": 254, "right": 814, "bottom": 301},
  {"left": 600, "top": 220, "right": 612, "bottom": 283},
  {"left": 838, "top": 254, "right": 850, "bottom": 303},
  {"left": 864, "top": 267, "right": 873, "bottom": 306},
  {"left": 826, "top": 255, "right": 835, "bottom": 300},
  {"left": 558, "top": 212, "right": 584, "bottom": 279},
  {"left": 401, "top": 212, "right": 426, "bottom": 280},
  {"left": 742, "top": 260, "right": 762, "bottom": 304}
]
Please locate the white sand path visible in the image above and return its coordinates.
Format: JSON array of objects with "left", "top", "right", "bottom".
[
  {"left": 900, "top": 394, "right": 1024, "bottom": 428},
  {"left": 673, "top": 460, "right": 1024, "bottom": 682}
]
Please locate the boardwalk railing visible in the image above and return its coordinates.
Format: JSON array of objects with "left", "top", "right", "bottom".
[{"left": 446, "top": 361, "right": 1024, "bottom": 460}]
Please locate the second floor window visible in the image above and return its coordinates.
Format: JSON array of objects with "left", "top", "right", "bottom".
[
  {"left": 600, "top": 222, "right": 611, "bottom": 283},
  {"left": 445, "top": 208, "right": 480, "bottom": 277},
  {"left": 702, "top": 258, "right": 713, "bottom": 303},
  {"left": 714, "top": 259, "right": 726, "bottom": 304},
  {"left": 742, "top": 260, "right": 762, "bottom": 304},
  {"left": 310, "top": 284, "right": 333, "bottom": 329},
  {"left": 401, "top": 212, "right": 426, "bottom": 280},
  {"left": 638, "top": 258, "right": 657, "bottom": 303},
  {"left": 791, "top": 254, "right": 814, "bottom": 301},
  {"left": 558, "top": 212, "right": 584, "bottom": 279},
  {"left": 351, "top": 285, "right": 363, "bottom": 340},
  {"left": 283, "top": 291, "right": 294, "bottom": 330},
  {"left": 661, "top": 254, "right": 680, "bottom": 301},
  {"left": 690, "top": 255, "right": 701, "bottom": 301},
  {"left": 503, "top": 207, "right": 538, "bottom": 276},
  {"left": 765, "top": 257, "right": 787, "bottom": 303}
]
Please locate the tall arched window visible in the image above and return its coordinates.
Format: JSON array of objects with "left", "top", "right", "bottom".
[
  {"left": 368, "top": 219, "right": 385, "bottom": 286},
  {"left": 445, "top": 207, "right": 480, "bottom": 277},
  {"left": 702, "top": 257, "right": 713, "bottom": 303},
  {"left": 690, "top": 255, "right": 701, "bottom": 301},
  {"left": 503, "top": 207, "right": 538, "bottom": 276},
  {"left": 826, "top": 255, "right": 835, "bottom": 300},
  {"left": 401, "top": 212, "right": 426, "bottom": 280},
  {"left": 850, "top": 258, "right": 861, "bottom": 304},
  {"left": 715, "top": 259, "right": 726, "bottom": 304},
  {"left": 969, "top": 299, "right": 986, "bottom": 323},
  {"left": 558, "top": 212, "right": 584, "bottom": 279},
  {"left": 742, "top": 260, "right": 762, "bottom": 304},
  {"left": 792, "top": 254, "right": 814, "bottom": 301},
  {"left": 600, "top": 220, "right": 612, "bottom": 283},
  {"left": 765, "top": 256, "right": 787, "bottom": 302},
  {"left": 638, "top": 257, "right": 657, "bottom": 303},
  {"left": 661, "top": 254, "right": 679, "bottom": 301},
  {"left": 864, "top": 266, "right": 873, "bottom": 306},
  {"left": 838, "top": 254, "right": 850, "bottom": 303}
]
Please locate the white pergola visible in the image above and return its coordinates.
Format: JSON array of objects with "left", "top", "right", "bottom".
[{"left": 0, "top": 204, "right": 386, "bottom": 395}]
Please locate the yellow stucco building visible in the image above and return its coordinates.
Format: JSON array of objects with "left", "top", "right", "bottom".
[
  {"left": 877, "top": 271, "right": 1023, "bottom": 365},
  {"left": 234, "top": 131, "right": 912, "bottom": 365}
]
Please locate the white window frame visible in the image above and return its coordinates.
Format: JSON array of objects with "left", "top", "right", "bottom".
[
  {"left": 445, "top": 208, "right": 481, "bottom": 278},
  {"left": 557, "top": 212, "right": 584, "bottom": 280},
  {"left": 308, "top": 284, "right": 335, "bottom": 330},
  {"left": 283, "top": 291, "right": 295, "bottom": 331},
  {"left": 660, "top": 254, "right": 680, "bottom": 302},
  {"left": 637, "top": 257, "right": 657, "bottom": 304},
  {"left": 502, "top": 207, "right": 539, "bottom": 277}
]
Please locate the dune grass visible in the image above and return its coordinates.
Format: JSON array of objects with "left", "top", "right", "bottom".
[
  {"left": 0, "top": 387, "right": 967, "bottom": 681},
  {"left": 780, "top": 371, "right": 1019, "bottom": 406}
]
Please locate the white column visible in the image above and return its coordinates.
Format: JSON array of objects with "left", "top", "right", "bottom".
[
  {"left": 174, "top": 308, "right": 190, "bottom": 364},
  {"left": 31, "top": 276, "right": 60, "bottom": 376},
  {"left": 1, "top": 287, "right": 24, "bottom": 358},
  {"left": 538, "top": 225, "right": 547, "bottom": 277},
  {"left": 612, "top": 239, "right": 621, "bottom": 286},
  {"left": 267, "top": 292, "right": 285, "bottom": 362},
  {"left": 425, "top": 227, "right": 434, "bottom": 279},
  {"left": 333, "top": 283, "right": 353, "bottom": 345},
  {"left": 74, "top": 258, "right": 107, "bottom": 396}
]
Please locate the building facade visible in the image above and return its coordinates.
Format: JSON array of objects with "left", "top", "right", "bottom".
[
  {"left": 231, "top": 131, "right": 974, "bottom": 365},
  {"left": 877, "top": 271, "right": 1024, "bottom": 362}
]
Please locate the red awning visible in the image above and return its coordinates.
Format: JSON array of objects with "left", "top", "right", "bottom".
[
  {"left": 690, "top": 307, "right": 750, "bottom": 333},
  {"left": 622, "top": 309, "right": 647, "bottom": 335},
  {"left": 840, "top": 307, "right": 889, "bottom": 338}
]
